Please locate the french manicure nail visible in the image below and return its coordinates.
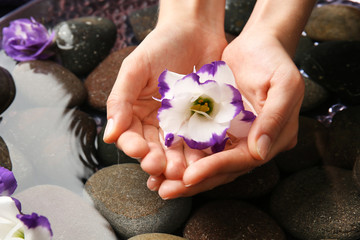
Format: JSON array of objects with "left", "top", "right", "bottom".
[
  {"left": 256, "top": 134, "right": 271, "bottom": 160},
  {"left": 103, "top": 118, "right": 113, "bottom": 140}
]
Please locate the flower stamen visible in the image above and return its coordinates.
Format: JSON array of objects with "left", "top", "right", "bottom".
[{"left": 191, "top": 97, "right": 213, "bottom": 115}]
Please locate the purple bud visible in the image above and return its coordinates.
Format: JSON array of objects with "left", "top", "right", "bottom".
[{"left": 0, "top": 166, "right": 17, "bottom": 196}]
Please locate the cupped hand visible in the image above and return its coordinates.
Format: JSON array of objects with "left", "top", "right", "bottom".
[
  {"left": 155, "top": 27, "right": 304, "bottom": 200},
  {"left": 104, "top": 18, "right": 228, "bottom": 185}
]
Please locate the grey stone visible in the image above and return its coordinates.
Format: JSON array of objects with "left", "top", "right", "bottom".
[
  {"left": 84, "top": 164, "right": 192, "bottom": 239},
  {"left": 0, "top": 66, "right": 15, "bottom": 115},
  {"left": 55, "top": 16, "right": 117, "bottom": 76},
  {"left": 305, "top": 4, "right": 360, "bottom": 41},
  {"left": 129, "top": 5, "right": 158, "bottom": 42},
  {"left": 14, "top": 185, "right": 117, "bottom": 240},
  {"left": 271, "top": 166, "right": 360, "bottom": 240},
  {"left": 0, "top": 136, "right": 11, "bottom": 170},
  {"left": 11, "top": 60, "right": 86, "bottom": 108},
  {"left": 184, "top": 200, "right": 286, "bottom": 240}
]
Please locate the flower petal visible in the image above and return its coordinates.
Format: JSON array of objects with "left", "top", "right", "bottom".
[
  {"left": 197, "top": 61, "right": 236, "bottom": 86},
  {"left": 158, "top": 69, "right": 185, "bottom": 99},
  {"left": 178, "top": 113, "right": 228, "bottom": 150},
  {"left": 17, "top": 213, "right": 53, "bottom": 239},
  {"left": 0, "top": 167, "right": 17, "bottom": 196},
  {"left": 0, "top": 196, "right": 22, "bottom": 239}
]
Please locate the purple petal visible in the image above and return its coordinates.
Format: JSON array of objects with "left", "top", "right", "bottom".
[
  {"left": 164, "top": 133, "right": 174, "bottom": 147},
  {"left": 11, "top": 197, "right": 22, "bottom": 212},
  {"left": 211, "top": 137, "right": 229, "bottom": 153},
  {"left": 197, "top": 61, "right": 226, "bottom": 77},
  {"left": 0, "top": 167, "right": 17, "bottom": 196},
  {"left": 158, "top": 70, "right": 170, "bottom": 98},
  {"left": 181, "top": 128, "right": 227, "bottom": 150},
  {"left": 241, "top": 110, "right": 256, "bottom": 122},
  {"left": 17, "top": 213, "right": 53, "bottom": 237}
]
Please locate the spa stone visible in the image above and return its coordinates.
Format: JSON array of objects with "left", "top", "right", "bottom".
[
  {"left": 55, "top": 16, "right": 117, "bottom": 76},
  {"left": 84, "top": 164, "right": 192, "bottom": 239},
  {"left": 305, "top": 4, "right": 360, "bottom": 42},
  {"left": 0, "top": 136, "right": 11, "bottom": 170},
  {"left": 0, "top": 66, "right": 15, "bottom": 115},
  {"left": 271, "top": 166, "right": 360, "bottom": 240},
  {"left": 184, "top": 200, "right": 286, "bottom": 240},
  {"left": 84, "top": 46, "right": 136, "bottom": 111}
]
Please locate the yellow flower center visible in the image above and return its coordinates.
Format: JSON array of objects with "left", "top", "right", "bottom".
[{"left": 191, "top": 97, "right": 213, "bottom": 115}]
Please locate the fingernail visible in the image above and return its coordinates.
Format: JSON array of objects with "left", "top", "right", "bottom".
[
  {"left": 256, "top": 134, "right": 271, "bottom": 160},
  {"left": 103, "top": 118, "right": 113, "bottom": 140}
]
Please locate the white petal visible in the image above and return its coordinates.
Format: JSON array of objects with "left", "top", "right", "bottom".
[
  {"left": 158, "top": 70, "right": 185, "bottom": 99},
  {"left": 228, "top": 112, "right": 253, "bottom": 138},
  {"left": 0, "top": 197, "right": 22, "bottom": 239},
  {"left": 197, "top": 61, "right": 236, "bottom": 86}
]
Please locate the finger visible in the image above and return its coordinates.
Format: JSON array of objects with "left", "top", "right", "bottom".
[
  {"left": 104, "top": 54, "right": 148, "bottom": 143},
  {"left": 163, "top": 141, "right": 186, "bottom": 180},
  {"left": 117, "top": 116, "right": 149, "bottom": 159},
  {"left": 183, "top": 143, "right": 207, "bottom": 166},
  {"left": 182, "top": 139, "right": 256, "bottom": 187},
  {"left": 141, "top": 125, "right": 166, "bottom": 176},
  {"left": 158, "top": 172, "right": 240, "bottom": 199},
  {"left": 247, "top": 65, "right": 304, "bottom": 161},
  {"left": 147, "top": 174, "right": 165, "bottom": 192}
]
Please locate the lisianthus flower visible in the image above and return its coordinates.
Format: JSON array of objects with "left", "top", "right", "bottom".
[
  {"left": 0, "top": 167, "right": 17, "bottom": 196},
  {"left": 1, "top": 17, "right": 55, "bottom": 61},
  {"left": 0, "top": 196, "right": 53, "bottom": 240},
  {"left": 157, "top": 61, "right": 256, "bottom": 153}
]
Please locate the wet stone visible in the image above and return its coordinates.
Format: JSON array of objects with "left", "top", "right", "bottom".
[
  {"left": 55, "top": 16, "right": 117, "bottom": 76},
  {"left": 0, "top": 136, "right": 11, "bottom": 170},
  {"left": 224, "top": 0, "right": 256, "bottom": 35},
  {"left": 15, "top": 185, "right": 117, "bottom": 240},
  {"left": 300, "top": 41, "right": 360, "bottom": 104},
  {"left": 183, "top": 200, "right": 286, "bottom": 240},
  {"left": 128, "top": 233, "right": 186, "bottom": 240},
  {"left": 301, "top": 75, "right": 329, "bottom": 112},
  {"left": 11, "top": 60, "right": 86, "bottom": 108},
  {"left": 0, "top": 66, "right": 15, "bottom": 115},
  {"left": 84, "top": 46, "right": 136, "bottom": 111},
  {"left": 270, "top": 166, "right": 360, "bottom": 240},
  {"left": 200, "top": 160, "right": 280, "bottom": 200},
  {"left": 305, "top": 4, "right": 360, "bottom": 42},
  {"left": 294, "top": 35, "right": 315, "bottom": 67},
  {"left": 353, "top": 158, "right": 360, "bottom": 192},
  {"left": 84, "top": 164, "right": 192, "bottom": 239},
  {"left": 129, "top": 5, "right": 158, "bottom": 42},
  {"left": 323, "top": 106, "right": 360, "bottom": 169},
  {"left": 275, "top": 116, "right": 326, "bottom": 173},
  {"left": 97, "top": 121, "right": 138, "bottom": 167}
]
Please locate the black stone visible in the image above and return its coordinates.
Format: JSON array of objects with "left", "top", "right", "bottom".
[
  {"left": 275, "top": 116, "right": 326, "bottom": 173},
  {"left": 97, "top": 121, "right": 138, "bottom": 167},
  {"left": 0, "top": 136, "right": 11, "bottom": 170},
  {"left": 300, "top": 75, "right": 329, "bottom": 112},
  {"left": 55, "top": 16, "right": 117, "bottom": 76},
  {"left": 300, "top": 41, "right": 360, "bottom": 104},
  {"left": 184, "top": 200, "right": 286, "bottom": 240},
  {"left": 323, "top": 106, "right": 360, "bottom": 169},
  {"left": 0, "top": 66, "right": 15, "bottom": 115},
  {"left": 224, "top": 0, "right": 256, "bottom": 35},
  {"left": 128, "top": 5, "right": 158, "bottom": 42},
  {"left": 271, "top": 166, "right": 360, "bottom": 240}
]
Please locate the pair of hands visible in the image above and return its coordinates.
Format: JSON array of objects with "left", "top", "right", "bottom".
[{"left": 104, "top": 17, "right": 304, "bottom": 199}]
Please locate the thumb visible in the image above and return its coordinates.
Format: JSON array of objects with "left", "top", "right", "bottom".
[
  {"left": 103, "top": 56, "right": 147, "bottom": 144},
  {"left": 247, "top": 70, "right": 304, "bottom": 161}
]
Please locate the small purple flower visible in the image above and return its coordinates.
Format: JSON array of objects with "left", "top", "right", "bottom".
[
  {"left": 1, "top": 17, "right": 55, "bottom": 61},
  {"left": 157, "top": 61, "right": 256, "bottom": 152},
  {"left": 0, "top": 166, "right": 17, "bottom": 196}
]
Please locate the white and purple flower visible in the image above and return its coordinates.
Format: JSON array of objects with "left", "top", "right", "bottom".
[
  {"left": 0, "top": 167, "right": 53, "bottom": 240},
  {"left": 157, "top": 61, "right": 256, "bottom": 153},
  {"left": 1, "top": 17, "right": 55, "bottom": 61}
]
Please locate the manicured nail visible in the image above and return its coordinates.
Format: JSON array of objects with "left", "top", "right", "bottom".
[
  {"left": 256, "top": 134, "right": 271, "bottom": 160},
  {"left": 103, "top": 118, "right": 113, "bottom": 140}
]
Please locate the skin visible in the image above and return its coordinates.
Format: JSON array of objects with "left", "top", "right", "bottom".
[{"left": 104, "top": 0, "right": 316, "bottom": 199}]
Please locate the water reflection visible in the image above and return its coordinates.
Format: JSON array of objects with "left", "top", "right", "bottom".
[{"left": 0, "top": 57, "right": 98, "bottom": 195}]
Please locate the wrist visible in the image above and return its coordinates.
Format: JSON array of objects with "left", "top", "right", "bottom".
[
  {"left": 243, "top": 0, "right": 316, "bottom": 56},
  {"left": 157, "top": 0, "right": 226, "bottom": 33}
]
